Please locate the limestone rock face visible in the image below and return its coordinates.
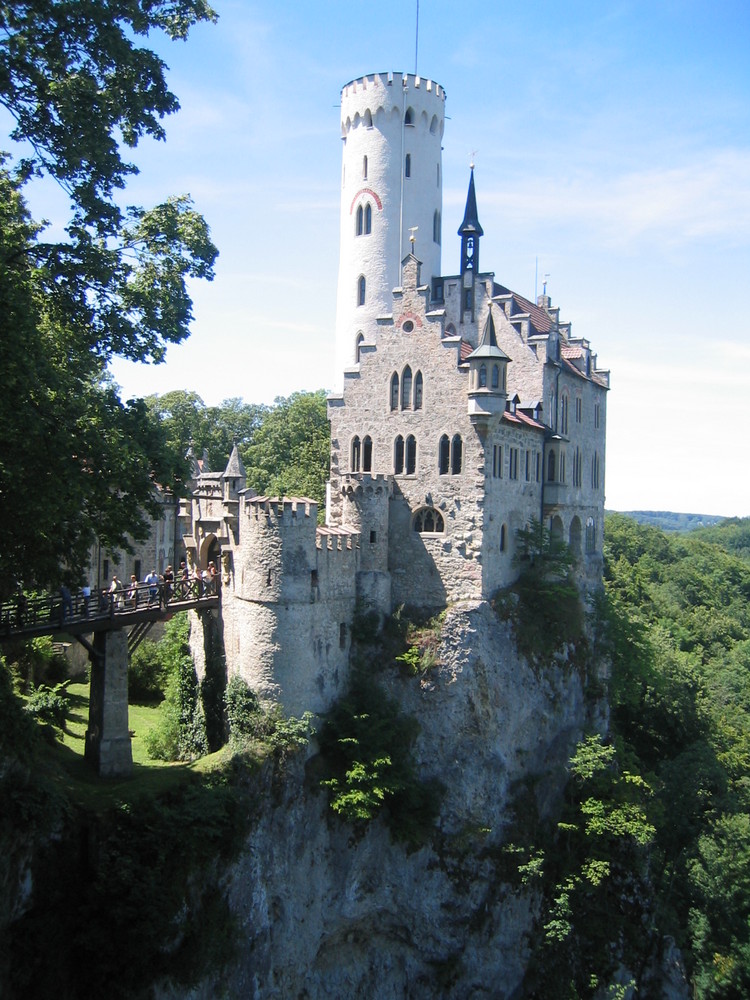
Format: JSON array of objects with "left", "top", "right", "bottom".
[{"left": 168, "top": 601, "right": 603, "bottom": 999}]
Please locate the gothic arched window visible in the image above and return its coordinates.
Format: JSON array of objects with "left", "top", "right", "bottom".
[
  {"left": 351, "top": 436, "right": 361, "bottom": 472},
  {"left": 479, "top": 364, "right": 487, "bottom": 389},
  {"left": 404, "top": 106, "right": 414, "bottom": 126},
  {"left": 405, "top": 153, "right": 411, "bottom": 178},
  {"left": 394, "top": 435, "right": 404, "bottom": 474},
  {"left": 364, "top": 203, "right": 372, "bottom": 234},
  {"left": 413, "top": 507, "right": 445, "bottom": 534},
  {"left": 491, "top": 365, "right": 499, "bottom": 389},
  {"left": 405, "top": 435, "right": 417, "bottom": 475},
  {"left": 439, "top": 434, "right": 450, "bottom": 475},
  {"left": 356, "top": 204, "right": 364, "bottom": 236},
  {"left": 357, "top": 275, "right": 366, "bottom": 306},
  {"left": 362, "top": 154, "right": 368, "bottom": 178},
  {"left": 362, "top": 435, "right": 373, "bottom": 472},
  {"left": 355, "top": 332, "right": 364, "bottom": 364},
  {"left": 414, "top": 371, "right": 423, "bottom": 410},
  {"left": 451, "top": 434, "right": 463, "bottom": 475},
  {"left": 401, "top": 366, "right": 412, "bottom": 410},
  {"left": 390, "top": 372, "right": 399, "bottom": 411}
]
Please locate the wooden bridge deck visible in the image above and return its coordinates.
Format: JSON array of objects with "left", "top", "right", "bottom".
[{"left": 0, "top": 580, "right": 219, "bottom": 645}]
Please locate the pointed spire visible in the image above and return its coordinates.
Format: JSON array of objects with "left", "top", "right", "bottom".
[
  {"left": 224, "top": 441, "right": 246, "bottom": 479},
  {"left": 479, "top": 306, "right": 498, "bottom": 349},
  {"left": 466, "top": 307, "right": 509, "bottom": 361},
  {"left": 457, "top": 167, "right": 484, "bottom": 238}
]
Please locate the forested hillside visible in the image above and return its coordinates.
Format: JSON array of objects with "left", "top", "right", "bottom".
[{"left": 602, "top": 513, "right": 750, "bottom": 997}]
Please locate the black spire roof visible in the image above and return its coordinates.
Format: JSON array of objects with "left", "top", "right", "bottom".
[{"left": 458, "top": 167, "right": 484, "bottom": 237}]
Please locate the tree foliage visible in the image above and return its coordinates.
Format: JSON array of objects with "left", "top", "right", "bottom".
[
  {"left": 0, "top": 2, "right": 218, "bottom": 593},
  {"left": 600, "top": 513, "right": 750, "bottom": 997},
  {"left": 245, "top": 390, "right": 330, "bottom": 506}
]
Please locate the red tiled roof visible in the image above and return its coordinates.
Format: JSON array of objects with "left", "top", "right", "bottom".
[
  {"left": 561, "top": 345, "right": 585, "bottom": 359},
  {"left": 460, "top": 340, "right": 473, "bottom": 362},
  {"left": 493, "top": 283, "right": 554, "bottom": 335},
  {"left": 502, "top": 410, "right": 545, "bottom": 432}
]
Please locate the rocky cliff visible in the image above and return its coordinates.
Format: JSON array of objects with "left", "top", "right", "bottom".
[{"left": 160, "top": 599, "right": 604, "bottom": 999}]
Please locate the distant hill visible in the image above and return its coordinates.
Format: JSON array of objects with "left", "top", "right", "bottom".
[{"left": 611, "top": 510, "right": 727, "bottom": 533}]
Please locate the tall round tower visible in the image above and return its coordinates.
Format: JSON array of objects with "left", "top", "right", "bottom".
[{"left": 334, "top": 72, "right": 446, "bottom": 383}]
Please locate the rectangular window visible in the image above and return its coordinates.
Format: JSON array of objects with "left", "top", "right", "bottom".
[
  {"left": 594, "top": 400, "right": 601, "bottom": 429},
  {"left": 525, "top": 450, "right": 530, "bottom": 481},
  {"left": 509, "top": 447, "right": 519, "bottom": 480},
  {"left": 575, "top": 397, "right": 582, "bottom": 423},
  {"left": 370, "top": 531, "right": 377, "bottom": 544},
  {"left": 493, "top": 444, "right": 503, "bottom": 478},
  {"left": 535, "top": 451, "right": 541, "bottom": 482},
  {"left": 103, "top": 558, "right": 109, "bottom": 582},
  {"left": 134, "top": 559, "right": 141, "bottom": 581}
]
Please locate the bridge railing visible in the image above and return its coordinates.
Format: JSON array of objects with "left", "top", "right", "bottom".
[{"left": 0, "top": 577, "right": 220, "bottom": 639}]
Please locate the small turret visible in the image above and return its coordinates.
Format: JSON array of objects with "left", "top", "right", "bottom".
[
  {"left": 466, "top": 306, "right": 509, "bottom": 423},
  {"left": 223, "top": 442, "right": 247, "bottom": 500},
  {"left": 458, "top": 167, "right": 483, "bottom": 322}
]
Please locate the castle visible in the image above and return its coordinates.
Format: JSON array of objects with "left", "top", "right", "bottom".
[{"left": 182, "top": 72, "right": 609, "bottom": 715}]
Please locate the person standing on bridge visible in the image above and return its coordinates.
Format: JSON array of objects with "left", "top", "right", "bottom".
[
  {"left": 145, "top": 569, "right": 160, "bottom": 606},
  {"left": 127, "top": 574, "right": 139, "bottom": 608},
  {"left": 163, "top": 565, "right": 174, "bottom": 604},
  {"left": 109, "top": 575, "right": 124, "bottom": 610}
]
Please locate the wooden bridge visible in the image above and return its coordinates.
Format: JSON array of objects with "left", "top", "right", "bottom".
[{"left": 0, "top": 580, "right": 220, "bottom": 778}]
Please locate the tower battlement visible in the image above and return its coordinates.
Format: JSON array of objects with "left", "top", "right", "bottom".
[{"left": 243, "top": 496, "right": 318, "bottom": 525}]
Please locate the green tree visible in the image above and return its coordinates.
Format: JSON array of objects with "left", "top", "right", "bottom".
[
  {"left": 245, "top": 390, "right": 330, "bottom": 506},
  {"left": 0, "top": 2, "right": 218, "bottom": 592}
]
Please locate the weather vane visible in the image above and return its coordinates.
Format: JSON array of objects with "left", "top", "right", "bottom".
[{"left": 408, "top": 225, "right": 418, "bottom": 246}]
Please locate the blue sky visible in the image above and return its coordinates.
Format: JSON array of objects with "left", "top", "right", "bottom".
[{"left": 16, "top": 1, "right": 750, "bottom": 516}]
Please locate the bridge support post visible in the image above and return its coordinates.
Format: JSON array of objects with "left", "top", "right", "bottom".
[{"left": 85, "top": 629, "right": 133, "bottom": 777}]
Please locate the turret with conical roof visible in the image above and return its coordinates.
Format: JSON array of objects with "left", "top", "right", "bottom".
[
  {"left": 223, "top": 442, "right": 247, "bottom": 500},
  {"left": 467, "top": 306, "right": 509, "bottom": 423}
]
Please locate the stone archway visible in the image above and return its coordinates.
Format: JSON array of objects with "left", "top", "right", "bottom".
[{"left": 199, "top": 534, "right": 221, "bottom": 573}]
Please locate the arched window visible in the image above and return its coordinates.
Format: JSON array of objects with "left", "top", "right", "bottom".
[
  {"left": 404, "top": 106, "right": 414, "bottom": 126},
  {"left": 586, "top": 516, "right": 596, "bottom": 553},
  {"left": 414, "top": 371, "right": 423, "bottom": 410},
  {"left": 547, "top": 450, "right": 556, "bottom": 482},
  {"left": 430, "top": 114, "right": 438, "bottom": 134},
  {"left": 357, "top": 275, "right": 366, "bottom": 306},
  {"left": 405, "top": 153, "right": 411, "bottom": 178},
  {"left": 394, "top": 435, "right": 404, "bottom": 474},
  {"left": 433, "top": 210, "right": 441, "bottom": 244},
  {"left": 364, "top": 202, "right": 372, "bottom": 234},
  {"left": 414, "top": 507, "right": 445, "bottom": 534},
  {"left": 390, "top": 372, "right": 399, "bottom": 411},
  {"left": 491, "top": 365, "right": 499, "bottom": 389},
  {"left": 401, "top": 366, "right": 412, "bottom": 409},
  {"left": 451, "top": 434, "right": 463, "bottom": 475},
  {"left": 355, "top": 332, "right": 364, "bottom": 364},
  {"left": 479, "top": 365, "right": 487, "bottom": 389},
  {"left": 351, "top": 436, "right": 361, "bottom": 472},
  {"left": 362, "top": 154, "right": 368, "bottom": 178},
  {"left": 439, "top": 434, "right": 450, "bottom": 475},
  {"left": 560, "top": 393, "right": 569, "bottom": 435},
  {"left": 406, "top": 435, "right": 417, "bottom": 475},
  {"left": 364, "top": 109, "right": 372, "bottom": 128},
  {"left": 362, "top": 435, "right": 372, "bottom": 472},
  {"left": 356, "top": 205, "right": 363, "bottom": 235}
]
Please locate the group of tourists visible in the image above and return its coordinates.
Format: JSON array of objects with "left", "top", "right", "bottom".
[{"left": 105, "top": 559, "right": 219, "bottom": 612}]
